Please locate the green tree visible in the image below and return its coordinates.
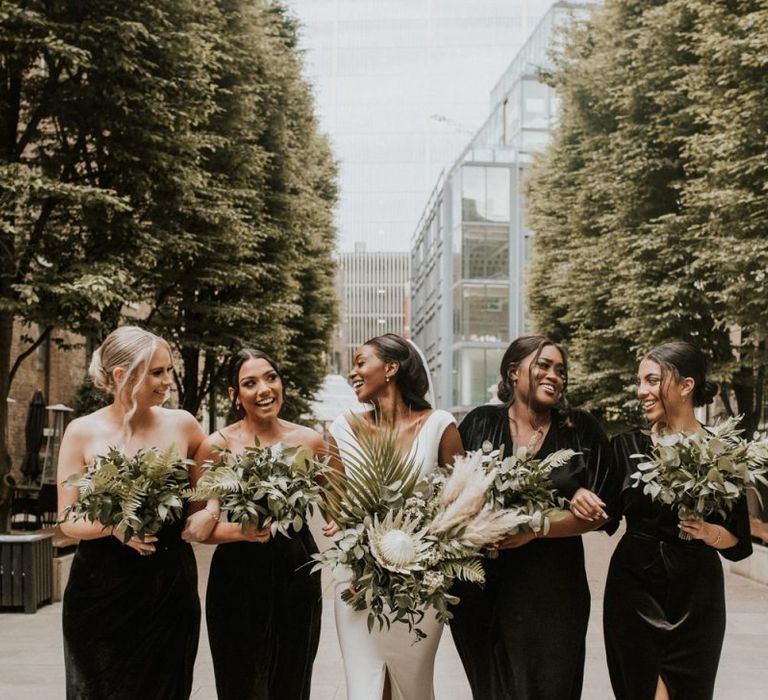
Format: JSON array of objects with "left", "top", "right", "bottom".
[
  {"left": 0, "top": 0, "right": 218, "bottom": 529},
  {"left": 527, "top": 0, "right": 767, "bottom": 431},
  {"left": 139, "top": 1, "right": 338, "bottom": 421}
]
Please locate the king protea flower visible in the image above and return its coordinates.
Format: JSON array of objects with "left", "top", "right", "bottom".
[{"left": 367, "top": 510, "right": 431, "bottom": 573}]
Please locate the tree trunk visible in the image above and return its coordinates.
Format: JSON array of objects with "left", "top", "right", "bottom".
[
  {"left": 180, "top": 346, "right": 201, "bottom": 416},
  {"left": 0, "top": 311, "right": 15, "bottom": 533}
]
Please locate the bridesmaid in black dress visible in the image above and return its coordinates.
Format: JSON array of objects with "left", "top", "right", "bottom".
[
  {"left": 450, "top": 335, "right": 619, "bottom": 699},
  {"left": 192, "top": 349, "right": 336, "bottom": 700},
  {"left": 604, "top": 341, "right": 752, "bottom": 700},
  {"left": 58, "top": 326, "right": 206, "bottom": 699}
]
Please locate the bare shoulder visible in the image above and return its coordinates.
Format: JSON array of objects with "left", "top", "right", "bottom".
[
  {"left": 206, "top": 424, "right": 234, "bottom": 450},
  {"left": 157, "top": 407, "right": 199, "bottom": 428},
  {"left": 62, "top": 408, "right": 110, "bottom": 440},
  {"left": 280, "top": 420, "right": 325, "bottom": 453}
]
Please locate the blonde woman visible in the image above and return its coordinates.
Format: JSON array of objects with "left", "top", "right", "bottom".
[{"left": 58, "top": 326, "right": 207, "bottom": 699}]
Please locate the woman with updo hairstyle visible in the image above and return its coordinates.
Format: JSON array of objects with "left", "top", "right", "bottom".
[
  {"left": 603, "top": 341, "right": 751, "bottom": 700},
  {"left": 329, "top": 333, "right": 463, "bottom": 700},
  {"left": 188, "top": 348, "right": 338, "bottom": 700},
  {"left": 450, "top": 334, "right": 620, "bottom": 700},
  {"left": 58, "top": 325, "right": 205, "bottom": 699}
]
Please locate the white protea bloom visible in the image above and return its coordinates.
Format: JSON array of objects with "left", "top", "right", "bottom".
[{"left": 367, "top": 510, "right": 431, "bottom": 574}]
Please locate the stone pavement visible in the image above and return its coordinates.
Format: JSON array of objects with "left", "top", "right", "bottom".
[{"left": 1, "top": 518, "right": 767, "bottom": 699}]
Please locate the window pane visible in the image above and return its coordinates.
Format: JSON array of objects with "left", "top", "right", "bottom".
[
  {"left": 486, "top": 167, "right": 510, "bottom": 222},
  {"left": 462, "top": 166, "right": 485, "bottom": 221},
  {"left": 453, "top": 347, "right": 505, "bottom": 407},
  {"left": 454, "top": 283, "right": 509, "bottom": 343},
  {"left": 522, "top": 79, "right": 550, "bottom": 129},
  {"left": 462, "top": 225, "right": 509, "bottom": 280}
]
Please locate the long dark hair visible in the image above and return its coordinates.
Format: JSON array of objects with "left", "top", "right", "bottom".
[
  {"left": 643, "top": 341, "right": 718, "bottom": 408},
  {"left": 497, "top": 334, "right": 569, "bottom": 411},
  {"left": 227, "top": 348, "right": 284, "bottom": 418},
  {"left": 364, "top": 333, "right": 431, "bottom": 411}
]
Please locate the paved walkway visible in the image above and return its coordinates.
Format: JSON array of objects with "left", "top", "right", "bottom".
[{"left": 2, "top": 519, "right": 767, "bottom": 699}]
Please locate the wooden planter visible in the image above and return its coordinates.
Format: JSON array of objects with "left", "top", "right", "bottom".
[{"left": 0, "top": 533, "right": 54, "bottom": 613}]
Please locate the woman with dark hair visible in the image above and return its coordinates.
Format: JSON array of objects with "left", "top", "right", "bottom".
[
  {"left": 450, "top": 334, "right": 619, "bottom": 699},
  {"left": 604, "top": 341, "right": 751, "bottom": 700},
  {"left": 329, "top": 333, "right": 463, "bottom": 700},
  {"left": 188, "top": 349, "right": 336, "bottom": 700}
]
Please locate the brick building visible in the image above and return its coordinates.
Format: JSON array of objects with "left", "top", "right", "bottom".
[{"left": 5, "top": 323, "right": 87, "bottom": 477}]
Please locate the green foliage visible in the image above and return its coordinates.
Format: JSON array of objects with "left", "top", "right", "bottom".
[
  {"left": 137, "top": 0, "right": 338, "bottom": 419},
  {"left": 314, "top": 423, "right": 523, "bottom": 640},
  {"left": 484, "top": 444, "right": 573, "bottom": 535},
  {"left": 0, "top": 0, "right": 338, "bottom": 508},
  {"left": 527, "top": 0, "right": 768, "bottom": 430},
  {"left": 63, "top": 445, "right": 190, "bottom": 542},
  {"left": 185, "top": 441, "right": 327, "bottom": 537},
  {"left": 72, "top": 380, "right": 110, "bottom": 418},
  {"left": 630, "top": 416, "right": 768, "bottom": 536},
  {"left": 322, "top": 416, "right": 425, "bottom": 525}
]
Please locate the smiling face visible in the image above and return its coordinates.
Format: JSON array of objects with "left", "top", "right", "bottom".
[
  {"left": 512, "top": 344, "right": 566, "bottom": 410},
  {"left": 129, "top": 345, "right": 174, "bottom": 408},
  {"left": 637, "top": 357, "right": 694, "bottom": 427},
  {"left": 231, "top": 357, "right": 284, "bottom": 419},
  {"left": 349, "top": 344, "right": 395, "bottom": 403}
]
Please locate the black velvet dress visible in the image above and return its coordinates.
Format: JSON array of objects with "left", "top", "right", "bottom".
[
  {"left": 205, "top": 526, "right": 321, "bottom": 700},
  {"left": 450, "top": 405, "right": 618, "bottom": 700},
  {"left": 604, "top": 430, "right": 752, "bottom": 700},
  {"left": 62, "top": 519, "right": 200, "bottom": 699}
]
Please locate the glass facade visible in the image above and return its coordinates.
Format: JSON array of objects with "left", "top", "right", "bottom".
[
  {"left": 452, "top": 347, "right": 505, "bottom": 408},
  {"left": 288, "top": 0, "right": 555, "bottom": 251},
  {"left": 410, "top": 2, "right": 589, "bottom": 414}
]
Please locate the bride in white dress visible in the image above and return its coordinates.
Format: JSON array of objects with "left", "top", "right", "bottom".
[{"left": 329, "top": 333, "right": 463, "bottom": 700}]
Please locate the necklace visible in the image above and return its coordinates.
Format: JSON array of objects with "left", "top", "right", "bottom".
[{"left": 508, "top": 414, "right": 548, "bottom": 453}]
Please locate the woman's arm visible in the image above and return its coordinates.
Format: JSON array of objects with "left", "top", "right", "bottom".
[
  {"left": 678, "top": 519, "right": 738, "bottom": 549},
  {"left": 319, "top": 435, "right": 345, "bottom": 537},
  {"left": 495, "top": 512, "right": 601, "bottom": 549},
  {"left": 438, "top": 423, "right": 464, "bottom": 468},
  {"left": 181, "top": 433, "right": 224, "bottom": 543}
]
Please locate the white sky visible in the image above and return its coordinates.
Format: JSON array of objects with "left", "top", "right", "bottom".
[{"left": 285, "top": 0, "right": 558, "bottom": 252}]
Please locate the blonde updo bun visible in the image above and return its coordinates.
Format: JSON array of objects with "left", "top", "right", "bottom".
[{"left": 88, "top": 326, "right": 170, "bottom": 399}]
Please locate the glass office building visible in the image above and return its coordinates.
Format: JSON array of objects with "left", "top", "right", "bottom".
[
  {"left": 336, "top": 249, "right": 410, "bottom": 376},
  {"left": 411, "top": 2, "right": 593, "bottom": 414},
  {"left": 287, "top": 0, "right": 557, "bottom": 252}
]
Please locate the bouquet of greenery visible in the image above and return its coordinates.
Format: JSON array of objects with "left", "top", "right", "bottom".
[
  {"left": 630, "top": 417, "right": 768, "bottom": 539},
  {"left": 482, "top": 441, "right": 572, "bottom": 538},
  {"left": 314, "top": 423, "right": 525, "bottom": 640},
  {"left": 185, "top": 442, "right": 327, "bottom": 537},
  {"left": 63, "top": 445, "right": 190, "bottom": 542}
]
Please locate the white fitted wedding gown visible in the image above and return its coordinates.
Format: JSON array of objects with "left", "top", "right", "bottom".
[{"left": 329, "top": 409, "right": 457, "bottom": 700}]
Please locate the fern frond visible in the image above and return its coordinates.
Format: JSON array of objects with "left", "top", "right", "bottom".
[{"left": 439, "top": 557, "right": 486, "bottom": 584}]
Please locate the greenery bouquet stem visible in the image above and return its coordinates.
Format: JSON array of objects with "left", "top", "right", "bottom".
[
  {"left": 631, "top": 417, "right": 768, "bottom": 540},
  {"left": 314, "top": 420, "right": 525, "bottom": 640},
  {"left": 185, "top": 442, "right": 327, "bottom": 537},
  {"left": 63, "top": 445, "right": 191, "bottom": 544}
]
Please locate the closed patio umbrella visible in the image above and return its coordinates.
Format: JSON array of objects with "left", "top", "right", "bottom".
[{"left": 20, "top": 391, "right": 47, "bottom": 482}]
